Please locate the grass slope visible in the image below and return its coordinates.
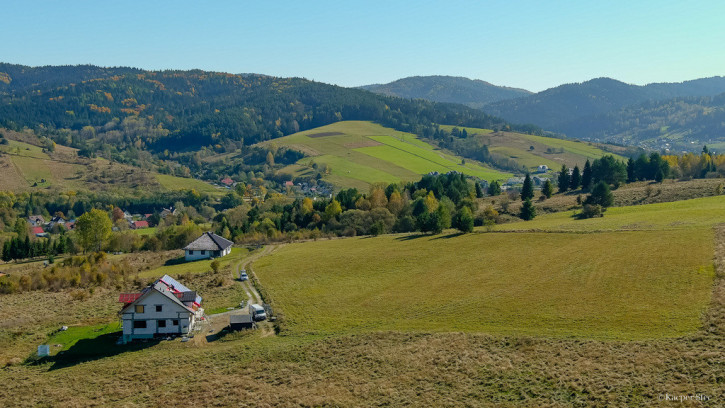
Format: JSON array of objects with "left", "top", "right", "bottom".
[
  {"left": 440, "top": 125, "right": 626, "bottom": 170},
  {"left": 0, "top": 138, "right": 220, "bottom": 194},
  {"left": 256, "top": 229, "right": 713, "bottom": 340},
  {"left": 270, "top": 121, "right": 510, "bottom": 190}
]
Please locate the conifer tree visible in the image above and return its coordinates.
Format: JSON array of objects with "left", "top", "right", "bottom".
[{"left": 521, "top": 174, "right": 534, "bottom": 201}]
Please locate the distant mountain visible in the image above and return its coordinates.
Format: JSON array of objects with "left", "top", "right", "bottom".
[
  {"left": 360, "top": 76, "right": 532, "bottom": 109},
  {"left": 556, "top": 92, "right": 725, "bottom": 152},
  {"left": 0, "top": 63, "right": 541, "bottom": 168},
  {"left": 483, "top": 77, "right": 725, "bottom": 131}
]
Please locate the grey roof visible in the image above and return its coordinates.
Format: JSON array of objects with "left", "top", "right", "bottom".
[
  {"left": 152, "top": 282, "right": 195, "bottom": 312},
  {"left": 230, "top": 314, "right": 253, "bottom": 324},
  {"left": 176, "top": 291, "right": 197, "bottom": 302},
  {"left": 120, "top": 281, "right": 194, "bottom": 314},
  {"left": 183, "top": 232, "right": 233, "bottom": 251}
]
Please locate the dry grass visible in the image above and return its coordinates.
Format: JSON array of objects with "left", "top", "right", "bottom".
[{"left": 0, "top": 331, "right": 722, "bottom": 407}]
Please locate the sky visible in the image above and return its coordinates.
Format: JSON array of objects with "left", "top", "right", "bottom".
[{"left": 2, "top": 0, "right": 725, "bottom": 92}]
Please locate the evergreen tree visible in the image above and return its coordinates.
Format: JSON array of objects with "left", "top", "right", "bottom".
[
  {"left": 1, "top": 241, "right": 10, "bottom": 262},
  {"left": 24, "top": 236, "right": 31, "bottom": 259},
  {"left": 487, "top": 180, "right": 501, "bottom": 196},
  {"left": 456, "top": 207, "right": 474, "bottom": 233},
  {"left": 542, "top": 179, "right": 554, "bottom": 198},
  {"left": 655, "top": 169, "right": 664, "bottom": 183},
  {"left": 570, "top": 165, "right": 581, "bottom": 189},
  {"left": 475, "top": 182, "right": 483, "bottom": 198},
  {"left": 519, "top": 198, "right": 536, "bottom": 221},
  {"left": 521, "top": 173, "right": 534, "bottom": 201},
  {"left": 586, "top": 181, "right": 614, "bottom": 207},
  {"left": 581, "top": 159, "right": 593, "bottom": 191},
  {"left": 626, "top": 158, "right": 636, "bottom": 182},
  {"left": 558, "top": 165, "right": 570, "bottom": 193}
]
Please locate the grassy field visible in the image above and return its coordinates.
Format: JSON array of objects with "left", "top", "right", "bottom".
[
  {"left": 441, "top": 125, "right": 626, "bottom": 170},
  {"left": 269, "top": 121, "right": 511, "bottom": 190},
  {"left": 131, "top": 227, "right": 157, "bottom": 236},
  {"left": 255, "top": 229, "right": 713, "bottom": 340},
  {"left": 137, "top": 247, "right": 248, "bottom": 278},
  {"left": 498, "top": 194, "right": 725, "bottom": 233},
  {"left": 155, "top": 174, "right": 224, "bottom": 195}
]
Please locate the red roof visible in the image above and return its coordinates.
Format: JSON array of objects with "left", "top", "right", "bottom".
[
  {"left": 31, "top": 226, "right": 45, "bottom": 235},
  {"left": 133, "top": 220, "right": 149, "bottom": 229},
  {"left": 118, "top": 293, "right": 142, "bottom": 303},
  {"left": 285, "top": 181, "right": 294, "bottom": 186},
  {"left": 220, "top": 177, "right": 234, "bottom": 185}
]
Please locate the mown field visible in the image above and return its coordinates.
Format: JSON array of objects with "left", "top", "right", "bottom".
[
  {"left": 255, "top": 229, "right": 713, "bottom": 340},
  {"left": 439, "top": 125, "right": 626, "bottom": 170},
  {"left": 269, "top": 121, "right": 511, "bottom": 190}
]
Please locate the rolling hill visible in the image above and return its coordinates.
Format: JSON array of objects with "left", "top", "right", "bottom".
[
  {"left": 266, "top": 121, "right": 511, "bottom": 190},
  {"left": 437, "top": 125, "right": 626, "bottom": 169},
  {"left": 360, "top": 75, "right": 531, "bottom": 109},
  {"left": 0, "top": 129, "right": 222, "bottom": 194}
]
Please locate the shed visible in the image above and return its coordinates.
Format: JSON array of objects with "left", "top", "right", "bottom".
[{"left": 229, "top": 314, "right": 255, "bottom": 331}]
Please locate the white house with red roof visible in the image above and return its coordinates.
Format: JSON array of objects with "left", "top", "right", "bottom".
[
  {"left": 118, "top": 275, "right": 203, "bottom": 344},
  {"left": 183, "top": 231, "right": 233, "bottom": 261}
]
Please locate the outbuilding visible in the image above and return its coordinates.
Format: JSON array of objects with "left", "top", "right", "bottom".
[
  {"left": 229, "top": 314, "right": 255, "bottom": 331},
  {"left": 183, "top": 231, "right": 233, "bottom": 261}
]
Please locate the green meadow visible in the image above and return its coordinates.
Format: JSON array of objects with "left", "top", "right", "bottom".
[
  {"left": 270, "top": 121, "right": 511, "bottom": 190},
  {"left": 255, "top": 196, "right": 723, "bottom": 340}
]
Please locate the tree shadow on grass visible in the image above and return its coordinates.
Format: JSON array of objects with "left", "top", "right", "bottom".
[
  {"left": 29, "top": 332, "right": 161, "bottom": 370},
  {"left": 394, "top": 233, "right": 431, "bottom": 241},
  {"left": 164, "top": 256, "right": 187, "bottom": 266},
  {"left": 430, "top": 232, "right": 465, "bottom": 240}
]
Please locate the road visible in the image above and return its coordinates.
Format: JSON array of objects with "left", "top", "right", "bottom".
[{"left": 202, "top": 244, "right": 281, "bottom": 341}]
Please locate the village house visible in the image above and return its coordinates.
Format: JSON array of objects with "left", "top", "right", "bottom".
[
  {"left": 32, "top": 226, "right": 47, "bottom": 237},
  {"left": 183, "top": 231, "right": 233, "bottom": 261},
  {"left": 536, "top": 165, "right": 549, "bottom": 173},
  {"left": 118, "top": 275, "right": 203, "bottom": 344},
  {"left": 28, "top": 215, "right": 46, "bottom": 227},
  {"left": 130, "top": 220, "right": 149, "bottom": 230}
]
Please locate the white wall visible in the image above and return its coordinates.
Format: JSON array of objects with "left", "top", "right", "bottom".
[
  {"left": 185, "top": 249, "right": 212, "bottom": 261},
  {"left": 122, "top": 290, "right": 193, "bottom": 339}
]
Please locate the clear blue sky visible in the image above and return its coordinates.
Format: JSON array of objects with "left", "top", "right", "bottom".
[{"left": 2, "top": 0, "right": 724, "bottom": 92}]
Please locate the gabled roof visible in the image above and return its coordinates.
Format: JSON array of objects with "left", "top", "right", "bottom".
[
  {"left": 120, "top": 281, "right": 194, "bottom": 314},
  {"left": 183, "top": 232, "right": 233, "bottom": 251},
  {"left": 133, "top": 220, "right": 149, "bottom": 229},
  {"left": 31, "top": 226, "right": 45, "bottom": 235},
  {"left": 159, "top": 275, "right": 202, "bottom": 305}
]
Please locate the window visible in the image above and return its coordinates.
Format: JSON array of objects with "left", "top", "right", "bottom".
[
  {"left": 188, "top": 250, "right": 194, "bottom": 255},
  {"left": 200, "top": 250, "right": 205, "bottom": 255},
  {"left": 155, "top": 305, "right": 162, "bottom": 312},
  {"left": 133, "top": 320, "right": 147, "bottom": 329},
  {"left": 158, "top": 320, "right": 167, "bottom": 328},
  {"left": 135, "top": 305, "right": 144, "bottom": 313},
  {"left": 172, "top": 320, "right": 179, "bottom": 326}
]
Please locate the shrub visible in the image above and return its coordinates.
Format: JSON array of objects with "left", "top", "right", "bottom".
[{"left": 578, "top": 204, "right": 604, "bottom": 219}]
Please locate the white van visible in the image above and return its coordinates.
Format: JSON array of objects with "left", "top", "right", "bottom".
[{"left": 248, "top": 303, "right": 267, "bottom": 321}]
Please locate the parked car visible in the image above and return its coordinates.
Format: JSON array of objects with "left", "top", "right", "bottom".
[
  {"left": 239, "top": 270, "right": 248, "bottom": 281},
  {"left": 248, "top": 303, "right": 267, "bottom": 321}
]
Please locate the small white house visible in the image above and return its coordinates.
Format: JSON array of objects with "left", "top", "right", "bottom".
[
  {"left": 118, "top": 275, "right": 203, "bottom": 344},
  {"left": 183, "top": 232, "right": 233, "bottom": 261}
]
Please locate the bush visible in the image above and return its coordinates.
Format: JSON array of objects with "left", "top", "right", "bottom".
[{"left": 578, "top": 204, "right": 604, "bottom": 219}]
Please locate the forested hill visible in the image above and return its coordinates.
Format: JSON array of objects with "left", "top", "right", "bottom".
[
  {"left": 360, "top": 75, "right": 532, "bottom": 109},
  {"left": 0, "top": 63, "right": 536, "bottom": 156},
  {"left": 482, "top": 76, "right": 725, "bottom": 131},
  {"left": 556, "top": 92, "right": 725, "bottom": 151}
]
